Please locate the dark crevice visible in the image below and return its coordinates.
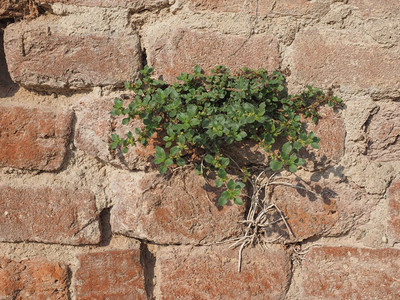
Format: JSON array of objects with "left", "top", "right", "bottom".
[
  {"left": 140, "top": 242, "right": 156, "bottom": 300},
  {"left": 99, "top": 207, "right": 112, "bottom": 246},
  {"left": 0, "top": 28, "right": 18, "bottom": 97},
  {"left": 141, "top": 46, "right": 148, "bottom": 67}
]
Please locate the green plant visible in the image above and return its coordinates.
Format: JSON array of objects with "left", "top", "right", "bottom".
[{"left": 110, "top": 65, "right": 342, "bottom": 206}]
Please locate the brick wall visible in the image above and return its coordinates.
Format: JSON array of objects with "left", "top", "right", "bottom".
[{"left": 1, "top": 1, "right": 400, "bottom": 298}]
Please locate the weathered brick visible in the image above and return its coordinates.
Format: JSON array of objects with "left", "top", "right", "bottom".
[
  {"left": 0, "top": 106, "right": 72, "bottom": 171},
  {"left": 4, "top": 15, "right": 141, "bottom": 91},
  {"left": 0, "top": 0, "right": 38, "bottom": 20},
  {"left": 0, "top": 186, "right": 100, "bottom": 245},
  {"left": 38, "top": 0, "right": 168, "bottom": 10},
  {"left": 288, "top": 28, "right": 400, "bottom": 92},
  {"left": 110, "top": 169, "right": 245, "bottom": 244},
  {"left": 0, "top": 257, "right": 69, "bottom": 299},
  {"left": 75, "top": 249, "right": 146, "bottom": 300},
  {"left": 147, "top": 28, "right": 280, "bottom": 83},
  {"left": 156, "top": 245, "right": 291, "bottom": 299},
  {"left": 190, "top": 0, "right": 340, "bottom": 16},
  {"left": 74, "top": 97, "right": 153, "bottom": 170},
  {"left": 387, "top": 181, "right": 400, "bottom": 241},
  {"left": 350, "top": 0, "right": 400, "bottom": 18},
  {"left": 299, "top": 247, "right": 400, "bottom": 299},
  {"left": 302, "top": 106, "right": 346, "bottom": 168},
  {"left": 270, "top": 178, "right": 366, "bottom": 242},
  {"left": 366, "top": 102, "right": 400, "bottom": 162}
]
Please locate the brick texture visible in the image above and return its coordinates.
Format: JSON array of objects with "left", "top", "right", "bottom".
[
  {"left": 148, "top": 28, "right": 280, "bottom": 83},
  {"left": 0, "top": 257, "right": 69, "bottom": 299},
  {"left": 288, "top": 28, "right": 400, "bottom": 92},
  {"left": 366, "top": 102, "right": 400, "bottom": 162},
  {"left": 0, "top": 106, "right": 73, "bottom": 171},
  {"left": 39, "top": 0, "right": 168, "bottom": 10},
  {"left": 299, "top": 247, "right": 400, "bottom": 299},
  {"left": 0, "top": 0, "right": 38, "bottom": 20},
  {"left": 387, "top": 181, "right": 400, "bottom": 241},
  {"left": 270, "top": 179, "right": 366, "bottom": 242},
  {"left": 74, "top": 97, "right": 153, "bottom": 170},
  {"left": 4, "top": 15, "right": 141, "bottom": 91},
  {"left": 75, "top": 250, "right": 146, "bottom": 300},
  {"left": 350, "top": 0, "right": 400, "bottom": 17},
  {"left": 302, "top": 106, "right": 346, "bottom": 168},
  {"left": 110, "top": 170, "right": 245, "bottom": 244},
  {"left": 0, "top": 186, "right": 100, "bottom": 245},
  {"left": 190, "top": 0, "right": 339, "bottom": 17},
  {"left": 156, "top": 245, "right": 291, "bottom": 299}
]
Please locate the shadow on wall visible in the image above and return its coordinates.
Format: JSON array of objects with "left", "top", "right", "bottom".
[{"left": 0, "top": 26, "right": 18, "bottom": 97}]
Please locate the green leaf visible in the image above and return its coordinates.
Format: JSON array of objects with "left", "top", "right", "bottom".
[
  {"left": 270, "top": 160, "right": 283, "bottom": 171},
  {"left": 122, "top": 147, "right": 129, "bottom": 154},
  {"left": 165, "top": 158, "right": 173, "bottom": 166},
  {"left": 217, "top": 169, "right": 227, "bottom": 179},
  {"left": 311, "top": 142, "right": 319, "bottom": 149},
  {"left": 170, "top": 146, "right": 180, "bottom": 157},
  {"left": 159, "top": 164, "right": 168, "bottom": 174},
  {"left": 234, "top": 197, "right": 243, "bottom": 205},
  {"left": 204, "top": 154, "right": 214, "bottom": 164},
  {"left": 227, "top": 179, "right": 235, "bottom": 190},
  {"left": 215, "top": 178, "right": 224, "bottom": 188},
  {"left": 289, "top": 164, "right": 298, "bottom": 173},
  {"left": 177, "top": 158, "right": 185, "bottom": 167},
  {"left": 122, "top": 118, "right": 130, "bottom": 125},
  {"left": 282, "top": 142, "right": 292, "bottom": 155},
  {"left": 218, "top": 191, "right": 229, "bottom": 206}
]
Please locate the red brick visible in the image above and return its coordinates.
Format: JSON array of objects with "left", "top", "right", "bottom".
[
  {"left": 366, "top": 102, "right": 400, "bottom": 162},
  {"left": 387, "top": 181, "right": 400, "bottom": 241},
  {"left": 4, "top": 15, "right": 142, "bottom": 91},
  {"left": 75, "top": 250, "right": 146, "bottom": 300},
  {"left": 190, "top": 0, "right": 339, "bottom": 16},
  {"left": 302, "top": 106, "right": 346, "bottom": 168},
  {"left": 0, "top": 186, "right": 100, "bottom": 245},
  {"left": 0, "top": 257, "right": 69, "bottom": 299},
  {"left": 148, "top": 28, "right": 280, "bottom": 83},
  {"left": 288, "top": 28, "right": 400, "bottom": 92},
  {"left": 110, "top": 169, "right": 245, "bottom": 244},
  {"left": 350, "top": 0, "right": 400, "bottom": 17},
  {"left": 0, "top": 106, "right": 72, "bottom": 171},
  {"left": 299, "top": 247, "right": 400, "bottom": 299},
  {"left": 270, "top": 178, "right": 366, "bottom": 242},
  {"left": 38, "top": 0, "right": 168, "bottom": 10},
  {"left": 74, "top": 97, "right": 153, "bottom": 170},
  {"left": 157, "top": 245, "right": 291, "bottom": 299}
]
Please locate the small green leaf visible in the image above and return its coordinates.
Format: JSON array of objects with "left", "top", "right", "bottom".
[
  {"left": 122, "top": 118, "right": 130, "bottom": 125},
  {"left": 282, "top": 142, "right": 292, "bottom": 155},
  {"left": 215, "top": 178, "right": 224, "bottom": 188},
  {"left": 217, "top": 169, "right": 227, "bottom": 179},
  {"left": 289, "top": 164, "right": 298, "bottom": 173},
  {"left": 165, "top": 158, "right": 173, "bottom": 166},
  {"left": 227, "top": 179, "right": 235, "bottom": 190},
  {"left": 155, "top": 146, "right": 166, "bottom": 161},
  {"left": 218, "top": 191, "right": 229, "bottom": 206},
  {"left": 234, "top": 197, "right": 243, "bottom": 205},
  {"left": 311, "top": 142, "right": 319, "bottom": 149},
  {"left": 159, "top": 164, "right": 168, "bottom": 174},
  {"left": 177, "top": 158, "right": 185, "bottom": 167},
  {"left": 170, "top": 146, "right": 180, "bottom": 157},
  {"left": 270, "top": 160, "right": 283, "bottom": 171},
  {"left": 205, "top": 154, "right": 214, "bottom": 164}
]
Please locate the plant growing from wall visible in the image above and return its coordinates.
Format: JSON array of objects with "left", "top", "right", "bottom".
[{"left": 110, "top": 65, "right": 342, "bottom": 206}]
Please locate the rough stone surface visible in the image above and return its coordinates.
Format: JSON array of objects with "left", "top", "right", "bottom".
[
  {"left": 110, "top": 169, "right": 245, "bottom": 244},
  {"left": 74, "top": 96, "right": 153, "bottom": 170},
  {"left": 0, "top": 186, "right": 100, "bottom": 245},
  {"left": 39, "top": 0, "right": 169, "bottom": 10},
  {"left": 366, "top": 102, "right": 400, "bottom": 162},
  {"left": 0, "top": 0, "right": 38, "bottom": 20},
  {"left": 75, "top": 249, "right": 146, "bottom": 300},
  {"left": 387, "top": 181, "right": 400, "bottom": 241},
  {"left": 190, "top": 0, "right": 340, "bottom": 17},
  {"left": 0, "top": 106, "right": 73, "bottom": 171},
  {"left": 156, "top": 245, "right": 291, "bottom": 299},
  {"left": 302, "top": 106, "right": 346, "bottom": 169},
  {"left": 270, "top": 176, "right": 367, "bottom": 242},
  {"left": 350, "top": 0, "right": 400, "bottom": 18},
  {"left": 0, "top": 257, "right": 69, "bottom": 299},
  {"left": 288, "top": 27, "right": 400, "bottom": 93},
  {"left": 299, "top": 247, "right": 400, "bottom": 299},
  {"left": 147, "top": 28, "right": 280, "bottom": 82},
  {"left": 4, "top": 14, "right": 141, "bottom": 91}
]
